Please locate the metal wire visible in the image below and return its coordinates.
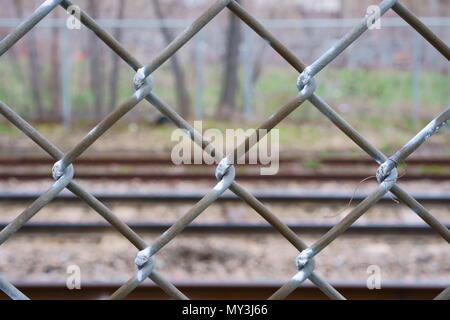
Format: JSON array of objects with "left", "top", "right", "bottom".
[{"left": 0, "top": 0, "right": 448, "bottom": 300}]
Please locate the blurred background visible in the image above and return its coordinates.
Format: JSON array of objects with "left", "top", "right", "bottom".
[{"left": 0, "top": 0, "right": 449, "bottom": 300}]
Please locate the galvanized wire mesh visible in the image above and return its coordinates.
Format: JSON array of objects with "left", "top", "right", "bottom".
[{"left": 0, "top": 0, "right": 449, "bottom": 300}]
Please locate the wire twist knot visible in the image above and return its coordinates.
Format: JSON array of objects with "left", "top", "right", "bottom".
[
  {"left": 51, "top": 160, "right": 74, "bottom": 181},
  {"left": 215, "top": 157, "right": 234, "bottom": 180},
  {"left": 133, "top": 66, "right": 153, "bottom": 96},
  {"left": 296, "top": 67, "right": 316, "bottom": 99},
  {"left": 135, "top": 246, "right": 155, "bottom": 282},
  {"left": 295, "top": 248, "right": 316, "bottom": 283},
  {"left": 375, "top": 159, "right": 398, "bottom": 183}
]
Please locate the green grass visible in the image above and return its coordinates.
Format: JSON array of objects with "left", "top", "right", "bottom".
[
  {"left": 253, "top": 66, "right": 448, "bottom": 120},
  {"left": 418, "top": 164, "right": 446, "bottom": 175},
  {"left": 303, "top": 159, "right": 321, "bottom": 170},
  {"left": 0, "top": 60, "right": 448, "bottom": 155},
  {"left": 0, "top": 123, "right": 16, "bottom": 134},
  {"left": 0, "top": 59, "right": 447, "bottom": 122}
]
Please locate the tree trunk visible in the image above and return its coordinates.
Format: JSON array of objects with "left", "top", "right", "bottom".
[
  {"left": 151, "top": 0, "right": 191, "bottom": 119},
  {"left": 216, "top": 1, "right": 242, "bottom": 120},
  {"left": 49, "top": 9, "right": 60, "bottom": 122},
  {"left": 14, "top": 0, "right": 45, "bottom": 121},
  {"left": 88, "top": 0, "right": 104, "bottom": 121},
  {"left": 251, "top": 7, "right": 276, "bottom": 86},
  {"left": 108, "top": 0, "right": 126, "bottom": 112}
]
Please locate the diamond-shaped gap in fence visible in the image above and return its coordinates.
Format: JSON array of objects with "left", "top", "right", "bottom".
[{"left": 139, "top": 228, "right": 302, "bottom": 288}]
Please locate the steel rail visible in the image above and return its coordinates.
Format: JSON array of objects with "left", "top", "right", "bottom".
[
  {"left": 1, "top": 172, "right": 449, "bottom": 181},
  {"left": 1, "top": 191, "right": 449, "bottom": 203},
  {"left": 3, "top": 222, "right": 447, "bottom": 235},
  {"left": 1, "top": 156, "right": 450, "bottom": 166},
  {"left": 1, "top": 281, "right": 447, "bottom": 300}
]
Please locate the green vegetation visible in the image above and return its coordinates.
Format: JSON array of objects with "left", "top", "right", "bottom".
[
  {"left": 0, "top": 123, "right": 16, "bottom": 134},
  {"left": 418, "top": 164, "right": 446, "bottom": 175},
  {"left": 303, "top": 159, "right": 321, "bottom": 170},
  {"left": 1, "top": 60, "right": 447, "bottom": 122},
  {"left": 0, "top": 61, "right": 448, "bottom": 155},
  {"left": 253, "top": 66, "right": 448, "bottom": 121}
]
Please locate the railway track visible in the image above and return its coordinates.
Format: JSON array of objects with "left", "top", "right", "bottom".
[
  {"left": 1, "top": 281, "right": 446, "bottom": 300},
  {"left": 1, "top": 156, "right": 449, "bottom": 181},
  {"left": 1, "top": 191, "right": 449, "bottom": 202},
  {"left": 2, "top": 172, "right": 450, "bottom": 181},
  {"left": 2, "top": 191, "right": 448, "bottom": 233},
  {"left": 1, "top": 157, "right": 447, "bottom": 301},
  {"left": 1, "top": 155, "right": 450, "bottom": 166},
  {"left": 3, "top": 221, "right": 448, "bottom": 234}
]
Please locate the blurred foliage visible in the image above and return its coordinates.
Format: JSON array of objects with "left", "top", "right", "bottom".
[{"left": 0, "top": 60, "right": 448, "bottom": 156}]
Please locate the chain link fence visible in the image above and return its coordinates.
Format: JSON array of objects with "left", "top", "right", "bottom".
[{"left": 0, "top": 0, "right": 449, "bottom": 300}]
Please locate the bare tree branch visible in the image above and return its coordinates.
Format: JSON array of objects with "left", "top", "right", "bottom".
[
  {"left": 216, "top": 1, "right": 242, "bottom": 120},
  {"left": 49, "top": 8, "right": 60, "bottom": 122},
  {"left": 14, "top": 0, "right": 45, "bottom": 120},
  {"left": 151, "top": 0, "right": 192, "bottom": 119},
  {"left": 108, "top": 0, "right": 126, "bottom": 112},
  {"left": 88, "top": 0, "right": 105, "bottom": 121}
]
